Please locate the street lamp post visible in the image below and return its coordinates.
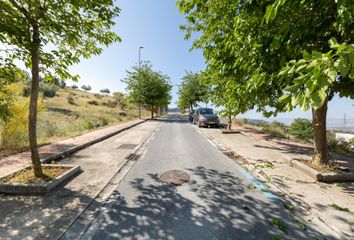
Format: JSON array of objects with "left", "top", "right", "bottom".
[{"left": 138, "top": 46, "right": 143, "bottom": 119}]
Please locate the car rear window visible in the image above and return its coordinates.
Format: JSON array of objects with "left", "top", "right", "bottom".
[{"left": 200, "top": 109, "right": 214, "bottom": 114}]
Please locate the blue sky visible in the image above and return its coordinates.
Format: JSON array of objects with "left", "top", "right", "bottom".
[{"left": 70, "top": 0, "right": 353, "bottom": 121}]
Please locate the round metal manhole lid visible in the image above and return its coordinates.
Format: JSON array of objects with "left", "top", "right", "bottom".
[{"left": 160, "top": 170, "right": 190, "bottom": 185}]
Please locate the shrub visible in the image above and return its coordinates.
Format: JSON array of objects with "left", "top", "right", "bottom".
[
  {"left": 270, "top": 121, "right": 286, "bottom": 129},
  {"left": 40, "top": 82, "right": 58, "bottom": 98},
  {"left": 22, "top": 83, "right": 31, "bottom": 97},
  {"left": 100, "top": 88, "right": 110, "bottom": 94},
  {"left": 113, "top": 92, "right": 127, "bottom": 110},
  {"left": 67, "top": 94, "right": 75, "bottom": 105},
  {"left": 261, "top": 121, "right": 287, "bottom": 138},
  {"left": 71, "top": 85, "right": 78, "bottom": 89},
  {"left": 81, "top": 85, "right": 92, "bottom": 91},
  {"left": 102, "top": 100, "right": 118, "bottom": 108},
  {"left": 94, "top": 93, "right": 102, "bottom": 99},
  {"left": 288, "top": 118, "right": 313, "bottom": 141},
  {"left": 88, "top": 100, "right": 99, "bottom": 106},
  {"left": 0, "top": 99, "right": 42, "bottom": 148},
  {"left": 327, "top": 131, "right": 353, "bottom": 156}
]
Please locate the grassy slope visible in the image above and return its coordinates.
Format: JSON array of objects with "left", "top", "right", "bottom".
[{"left": 0, "top": 86, "right": 148, "bottom": 158}]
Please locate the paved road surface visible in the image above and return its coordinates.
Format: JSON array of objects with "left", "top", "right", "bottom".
[{"left": 82, "top": 114, "right": 325, "bottom": 240}]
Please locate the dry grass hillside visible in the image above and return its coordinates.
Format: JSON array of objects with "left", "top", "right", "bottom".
[{"left": 0, "top": 84, "right": 148, "bottom": 158}]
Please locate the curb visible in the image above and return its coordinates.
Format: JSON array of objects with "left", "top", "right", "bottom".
[
  {"left": 0, "top": 164, "right": 81, "bottom": 194},
  {"left": 287, "top": 157, "right": 354, "bottom": 183},
  {"left": 196, "top": 126, "right": 346, "bottom": 239},
  {"left": 41, "top": 119, "right": 147, "bottom": 164}
]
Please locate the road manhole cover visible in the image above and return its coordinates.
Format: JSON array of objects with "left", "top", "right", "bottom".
[{"left": 160, "top": 170, "right": 190, "bottom": 185}]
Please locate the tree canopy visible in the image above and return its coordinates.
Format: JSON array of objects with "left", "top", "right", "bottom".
[
  {"left": 177, "top": 71, "right": 209, "bottom": 112},
  {"left": 123, "top": 62, "right": 172, "bottom": 119},
  {"left": 177, "top": 0, "right": 354, "bottom": 165},
  {"left": 0, "top": 0, "right": 120, "bottom": 177}
]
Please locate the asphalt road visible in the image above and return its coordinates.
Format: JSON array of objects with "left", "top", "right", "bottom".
[{"left": 82, "top": 114, "right": 324, "bottom": 240}]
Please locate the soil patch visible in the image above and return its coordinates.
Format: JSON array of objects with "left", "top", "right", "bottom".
[
  {"left": 297, "top": 158, "right": 350, "bottom": 173},
  {"left": 1, "top": 166, "right": 69, "bottom": 184}
]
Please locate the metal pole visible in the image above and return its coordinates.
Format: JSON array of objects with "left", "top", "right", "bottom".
[{"left": 138, "top": 46, "right": 143, "bottom": 119}]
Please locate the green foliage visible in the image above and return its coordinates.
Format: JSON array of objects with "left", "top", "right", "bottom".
[
  {"left": 283, "top": 203, "right": 294, "bottom": 211},
  {"left": 100, "top": 88, "right": 111, "bottom": 94},
  {"left": 255, "top": 162, "right": 275, "bottom": 169},
  {"left": 177, "top": 71, "right": 209, "bottom": 111},
  {"left": 288, "top": 118, "right": 314, "bottom": 141},
  {"left": 327, "top": 131, "right": 353, "bottom": 156},
  {"left": 102, "top": 100, "right": 118, "bottom": 108},
  {"left": 270, "top": 218, "right": 288, "bottom": 234},
  {"left": 295, "top": 221, "right": 307, "bottom": 231},
  {"left": 40, "top": 82, "right": 58, "bottom": 98},
  {"left": 329, "top": 203, "right": 349, "bottom": 212},
  {"left": 178, "top": 0, "right": 354, "bottom": 164},
  {"left": 0, "top": 0, "right": 120, "bottom": 82},
  {"left": 261, "top": 121, "right": 287, "bottom": 138},
  {"left": 123, "top": 61, "right": 172, "bottom": 114},
  {"left": 81, "top": 85, "right": 92, "bottom": 91},
  {"left": 0, "top": 69, "right": 16, "bottom": 122},
  {"left": 113, "top": 92, "right": 127, "bottom": 110}
]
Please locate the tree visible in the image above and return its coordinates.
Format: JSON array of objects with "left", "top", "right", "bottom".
[
  {"left": 0, "top": 0, "right": 120, "bottom": 178},
  {"left": 100, "top": 88, "right": 111, "bottom": 94},
  {"left": 177, "top": 71, "right": 209, "bottom": 112},
  {"left": 123, "top": 62, "right": 172, "bottom": 119},
  {"left": 178, "top": 0, "right": 354, "bottom": 166},
  {"left": 81, "top": 85, "right": 92, "bottom": 91},
  {"left": 288, "top": 118, "right": 314, "bottom": 142}
]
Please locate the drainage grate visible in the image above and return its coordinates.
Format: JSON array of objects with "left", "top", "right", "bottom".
[
  {"left": 117, "top": 144, "right": 138, "bottom": 150},
  {"left": 125, "top": 153, "right": 141, "bottom": 161},
  {"left": 160, "top": 170, "right": 190, "bottom": 186}
]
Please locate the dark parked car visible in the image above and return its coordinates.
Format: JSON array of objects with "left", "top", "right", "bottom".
[
  {"left": 193, "top": 108, "right": 220, "bottom": 127},
  {"left": 188, "top": 110, "right": 196, "bottom": 121}
]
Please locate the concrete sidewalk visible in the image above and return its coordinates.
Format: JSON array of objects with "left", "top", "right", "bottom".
[
  {"left": 0, "top": 119, "right": 145, "bottom": 178},
  {"left": 0, "top": 120, "right": 160, "bottom": 239},
  {"left": 198, "top": 126, "right": 354, "bottom": 239}
]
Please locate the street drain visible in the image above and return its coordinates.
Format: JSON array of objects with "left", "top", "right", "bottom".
[
  {"left": 125, "top": 153, "right": 140, "bottom": 161},
  {"left": 160, "top": 170, "right": 190, "bottom": 186},
  {"left": 118, "top": 144, "right": 138, "bottom": 149}
]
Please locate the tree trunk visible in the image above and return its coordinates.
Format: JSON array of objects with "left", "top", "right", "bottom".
[
  {"left": 228, "top": 113, "right": 232, "bottom": 130},
  {"left": 151, "top": 105, "right": 154, "bottom": 119},
  {"left": 311, "top": 98, "right": 329, "bottom": 166},
  {"left": 29, "top": 22, "right": 44, "bottom": 178}
]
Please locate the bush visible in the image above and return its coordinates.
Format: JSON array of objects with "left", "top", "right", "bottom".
[
  {"left": 0, "top": 99, "right": 42, "bottom": 148},
  {"left": 100, "top": 88, "right": 110, "bottom": 94},
  {"left": 288, "top": 118, "right": 313, "bottom": 141},
  {"left": 102, "top": 100, "right": 118, "bottom": 108},
  {"left": 327, "top": 131, "right": 354, "bottom": 156},
  {"left": 71, "top": 85, "right": 78, "bottom": 89},
  {"left": 94, "top": 93, "right": 102, "bottom": 99},
  {"left": 81, "top": 85, "right": 92, "bottom": 91},
  {"left": 261, "top": 121, "right": 287, "bottom": 138},
  {"left": 40, "top": 82, "right": 58, "bottom": 98},
  {"left": 67, "top": 94, "right": 75, "bottom": 105},
  {"left": 88, "top": 100, "right": 99, "bottom": 106}
]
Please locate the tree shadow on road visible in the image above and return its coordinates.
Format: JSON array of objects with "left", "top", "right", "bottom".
[{"left": 86, "top": 166, "right": 327, "bottom": 240}]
